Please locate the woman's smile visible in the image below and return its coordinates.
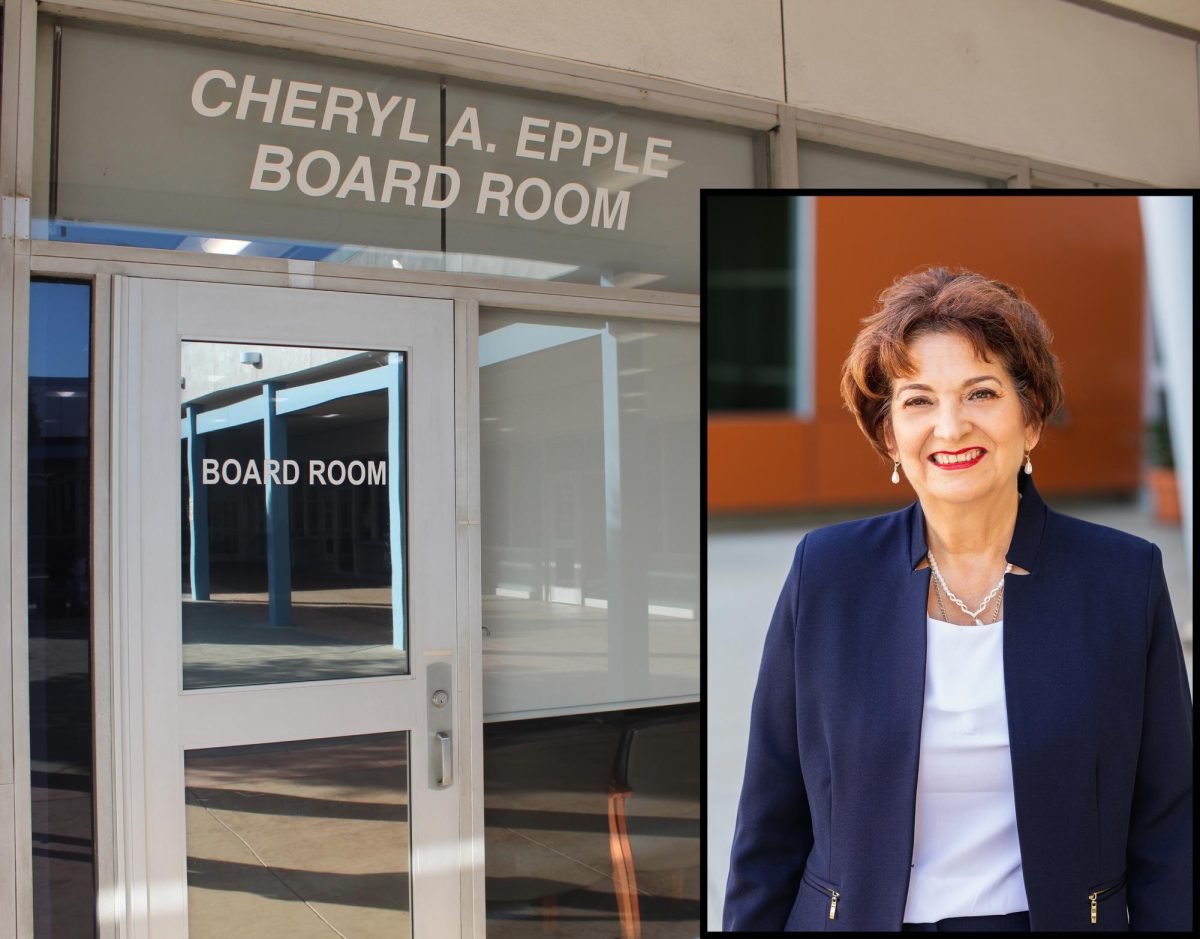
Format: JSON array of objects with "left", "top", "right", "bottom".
[{"left": 928, "top": 447, "right": 987, "bottom": 470}]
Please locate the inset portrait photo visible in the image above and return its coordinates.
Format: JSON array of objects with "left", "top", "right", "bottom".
[{"left": 705, "top": 193, "right": 1193, "bottom": 933}]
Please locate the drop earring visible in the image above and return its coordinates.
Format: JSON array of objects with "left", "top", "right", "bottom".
[
  {"left": 1024, "top": 451, "right": 1033, "bottom": 475},
  {"left": 891, "top": 460, "right": 900, "bottom": 485}
]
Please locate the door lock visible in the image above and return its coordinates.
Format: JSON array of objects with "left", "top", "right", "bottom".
[{"left": 427, "top": 662, "right": 453, "bottom": 790}]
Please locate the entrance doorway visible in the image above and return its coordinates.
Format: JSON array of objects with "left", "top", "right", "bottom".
[{"left": 109, "top": 278, "right": 472, "bottom": 937}]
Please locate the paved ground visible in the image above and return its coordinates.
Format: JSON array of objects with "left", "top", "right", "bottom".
[
  {"left": 182, "top": 586, "right": 407, "bottom": 688},
  {"left": 186, "top": 734, "right": 411, "bottom": 937},
  {"left": 705, "top": 495, "right": 1192, "bottom": 932}
]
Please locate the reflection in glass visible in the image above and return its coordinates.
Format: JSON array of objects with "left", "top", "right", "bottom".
[
  {"left": 28, "top": 279, "right": 98, "bottom": 938},
  {"left": 180, "top": 343, "right": 407, "bottom": 688},
  {"left": 479, "top": 313, "right": 699, "bottom": 718},
  {"left": 796, "top": 140, "right": 1002, "bottom": 188},
  {"left": 484, "top": 706, "right": 699, "bottom": 936},
  {"left": 185, "top": 733, "right": 411, "bottom": 937}
]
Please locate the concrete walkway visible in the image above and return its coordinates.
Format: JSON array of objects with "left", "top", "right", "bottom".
[{"left": 705, "top": 496, "right": 1192, "bottom": 932}]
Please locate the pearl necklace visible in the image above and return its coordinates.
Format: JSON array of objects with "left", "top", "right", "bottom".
[{"left": 927, "top": 551, "right": 1011, "bottom": 627}]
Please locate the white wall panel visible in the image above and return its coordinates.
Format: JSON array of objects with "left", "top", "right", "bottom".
[
  {"left": 784, "top": 0, "right": 1200, "bottom": 186},
  {"left": 247, "top": 0, "right": 786, "bottom": 100}
]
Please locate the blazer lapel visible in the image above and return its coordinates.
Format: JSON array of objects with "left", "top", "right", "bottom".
[
  {"left": 860, "top": 499, "right": 932, "bottom": 921},
  {"left": 999, "top": 475, "right": 1060, "bottom": 910}
]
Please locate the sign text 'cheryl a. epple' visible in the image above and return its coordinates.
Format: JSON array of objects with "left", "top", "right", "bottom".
[{"left": 190, "top": 71, "right": 677, "bottom": 231}]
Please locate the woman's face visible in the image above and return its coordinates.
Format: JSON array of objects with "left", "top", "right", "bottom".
[{"left": 886, "top": 331, "right": 1038, "bottom": 506}]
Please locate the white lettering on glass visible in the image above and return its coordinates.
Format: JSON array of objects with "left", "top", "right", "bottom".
[
  {"left": 235, "top": 75, "right": 283, "bottom": 123},
  {"left": 515, "top": 116, "right": 550, "bottom": 159},
  {"left": 553, "top": 183, "right": 589, "bottom": 226},
  {"left": 592, "top": 188, "right": 630, "bottom": 231},
  {"left": 582, "top": 127, "right": 614, "bottom": 167},
  {"left": 321, "top": 87, "right": 363, "bottom": 134},
  {"left": 381, "top": 160, "right": 420, "bottom": 205},
  {"left": 477, "top": 172, "right": 513, "bottom": 217},
  {"left": 612, "top": 132, "right": 640, "bottom": 174},
  {"left": 423, "top": 165, "right": 460, "bottom": 209},
  {"left": 514, "top": 177, "right": 552, "bottom": 221},
  {"left": 366, "top": 92, "right": 403, "bottom": 138},
  {"left": 446, "top": 106, "right": 483, "bottom": 150},
  {"left": 191, "top": 69, "right": 236, "bottom": 118},
  {"left": 188, "top": 68, "right": 681, "bottom": 231},
  {"left": 198, "top": 458, "right": 385, "bottom": 486},
  {"left": 549, "top": 122, "right": 582, "bottom": 162},
  {"left": 249, "top": 144, "right": 294, "bottom": 192},
  {"left": 643, "top": 136, "right": 673, "bottom": 178},
  {"left": 335, "top": 155, "right": 376, "bottom": 201},
  {"left": 296, "top": 150, "right": 340, "bottom": 197},
  {"left": 280, "top": 81, "right": 322, "bottom": 129},
  {"left": 395, "top": 97, "right": 430, "bottom": 143}
]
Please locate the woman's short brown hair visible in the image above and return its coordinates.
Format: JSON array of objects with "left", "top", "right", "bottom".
[{"left": 840, "top": 267, "right": 1064, "bottom": 463}]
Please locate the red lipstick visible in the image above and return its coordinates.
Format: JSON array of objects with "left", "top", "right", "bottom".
[{"left": 928, "top": 447, "right": 987, "bottom": 470}]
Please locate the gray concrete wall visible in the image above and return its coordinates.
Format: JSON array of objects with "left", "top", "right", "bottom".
[{"left": 248, "top": 0, "right": 1200, "bottom": 186}]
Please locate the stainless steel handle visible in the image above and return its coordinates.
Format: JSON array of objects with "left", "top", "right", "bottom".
[
  {"left": 427, "top": 661, "right": 453, "bottom": 790},
  {"left": 436, "top": 731, "right": 452, "bottom": 788}
]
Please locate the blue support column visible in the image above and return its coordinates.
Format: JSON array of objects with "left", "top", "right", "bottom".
[
  {"left": 387, "top": 353, "right": 406, "bottom": 649},
  {"left": 185, "top": 405, "right": 210, "bottom": 601},
  {"left": 263, "top": 383, "right": 292, "bottom": 626}
]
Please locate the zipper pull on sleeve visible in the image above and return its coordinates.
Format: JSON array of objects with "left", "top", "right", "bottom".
[
  {"left": 1089, "top": 892, "right": 1098, "bottom": 924},
  {"left": 828, "top": 891, "right": 839, "bottom": 920}
]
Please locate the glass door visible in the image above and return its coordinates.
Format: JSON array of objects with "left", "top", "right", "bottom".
[{"left": 110, "top": 278, "right": 465, "bottom": 937}]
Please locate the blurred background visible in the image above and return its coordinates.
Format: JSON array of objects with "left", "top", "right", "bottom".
[{"left": 705, "top": 193, "right": 1193, "bottom": 931}]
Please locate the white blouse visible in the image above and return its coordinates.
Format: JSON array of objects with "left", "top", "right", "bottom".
[{"left": 902, "top": 616, "right": 1030, "bottom": 923}]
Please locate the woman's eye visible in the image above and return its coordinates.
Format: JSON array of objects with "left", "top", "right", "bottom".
[{"left": 902, "top": 389, "right": 996, "bottom": 408}]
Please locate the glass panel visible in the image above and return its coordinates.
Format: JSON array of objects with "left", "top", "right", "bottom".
[
  {"left": 443, "top": 80, "right": 759, "bottom": 292},
  {"left": 797, "top": 140, "right": 1002, "bottom": 188},
  {"left": 36, "top": 20, "right": 441, "bottom": 253},
  {"left": 185, "top": 733, "right": 411, "bottom": 937},
  {"left": 35, "top": 19, "right": 761, "bottom": 292},
  {"left": 28, "top": 279, "right": 97, "bottom": 938},
  {"left": 484, "top": 705, "right": 699, "bottom": 936},
  {"left": 479, "top": 312, "right": 699, "bottom": 718},
  {"left": 181, "top": 342, "right": 408, "bottom": 689}
]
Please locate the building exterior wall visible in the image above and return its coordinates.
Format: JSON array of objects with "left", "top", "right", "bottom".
[
  {"left": 251, "top": 0, "right": 1200, "bottom": 186},
  {"left": 248, "top": 0, "right": 788, "bottom": 100},
  {"left": 785, "top": 0, "right": 1200, "bottom": 187},
  {"left": 0, "top": 0, "right": 1192, "bottom": 934},
  {"left": 709, "top": 195, "right": 1146, "bottom": 512}
]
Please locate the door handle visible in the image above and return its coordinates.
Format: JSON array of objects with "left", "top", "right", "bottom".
[
  {"left": 427, "top": 661, "right": 453, "bottom": 790},
  {"left": 436, "top": 731, "right": 452, "bottom": 787}
]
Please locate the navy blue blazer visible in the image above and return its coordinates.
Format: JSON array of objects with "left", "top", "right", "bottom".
[{"left": 724, "top": 474, "right": 1192, "bottom": 932}]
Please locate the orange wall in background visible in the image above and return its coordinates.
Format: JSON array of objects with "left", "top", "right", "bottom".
[{"left": 708, "top": 195, "right": 1145, "bottom": 513}]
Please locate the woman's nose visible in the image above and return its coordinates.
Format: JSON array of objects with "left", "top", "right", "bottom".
[{"left": 933, "top": 402, "right": 970, "bottom": 441}]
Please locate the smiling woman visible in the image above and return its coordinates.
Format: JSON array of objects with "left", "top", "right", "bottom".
[{"left": 723, "top": 267, "right": 1193, "bottom": 933}]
